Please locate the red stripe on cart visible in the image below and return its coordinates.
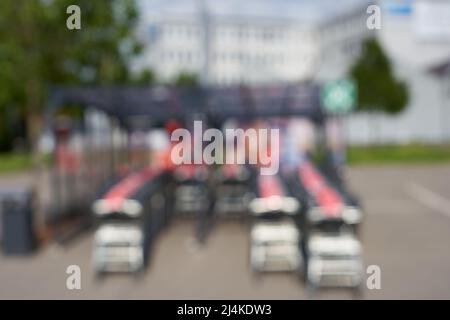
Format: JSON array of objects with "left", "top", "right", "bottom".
[
  {"left": 258, "top": 175, "right": 284, "bottom": 198},
  {"left": 298, "top": 161, "right": 343, "bottom": 218},
  {"left": 103, "top": 168, "right": 158, "bottom": 211},
  {"left": 222, "top": 163, "right": 241, "bottom": 178}
]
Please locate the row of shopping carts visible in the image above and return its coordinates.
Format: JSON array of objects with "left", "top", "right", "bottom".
[
  {"left": 90, "top": 159, "right": 364, "bottom": 294},
  {"left": 250, "top": 161, "right": 363, "bottom": 293}
]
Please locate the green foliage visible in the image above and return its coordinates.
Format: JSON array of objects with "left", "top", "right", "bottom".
[
  {"left": 347, "top": 144, "right": 450, "bottom": 165},
  {"left": 0, "top": 152, "right": 53, "bottom": 173},
  {"left": 133, "top": 69, "right": 156, "bottom": 85},
  {"left": 173, "top": 72, "right": 199, "bottom": 88},
  {"left": 349, "top": 38, "right": 409, "bottom": 114},
  {"left": 0, "top": 0, "right": 146, "bottom": 152},
  {"left": 0, "top": 153, "right": 33, "bottom": 174}
]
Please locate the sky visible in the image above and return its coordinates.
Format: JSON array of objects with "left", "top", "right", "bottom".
[{"left": 138, "top": 0, "right": 372, "bottom": 25}]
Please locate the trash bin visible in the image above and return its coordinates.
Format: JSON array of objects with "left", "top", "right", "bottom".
[{"left": 0, "top": 188, "right": 36, "bottom": 255}]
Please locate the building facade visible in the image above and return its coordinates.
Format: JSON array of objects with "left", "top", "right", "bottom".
[
  {"left": 346, "top": 0, "right": 450, "bottom": 144},
  {"left": 135, "top": 0, "right": 371, "bottom": 86}
]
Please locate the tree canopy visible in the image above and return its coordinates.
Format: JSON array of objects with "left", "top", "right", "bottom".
[
  {"left": 173, "top": 72, "right": 200, "bottom": 88},
  {"left": 349, "top": 37, "right": 409, "bottom": 115},
  {"left": 0, "top": 0, "right": 144, "bottom": 151}
]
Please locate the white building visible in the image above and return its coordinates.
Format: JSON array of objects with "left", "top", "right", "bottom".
[
  {"left": 346, "top": 0, "right": 450, "bottom": 144},
  {"left": 135, "top": 0, "right": 371, "bottom": 86},
  {"left": 135, "top": 0, "right": 450, "bottom": 144}
]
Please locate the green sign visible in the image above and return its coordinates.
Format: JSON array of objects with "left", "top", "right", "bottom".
[{"left": 321, "top": 79, "right": 357, "bottom": 114}]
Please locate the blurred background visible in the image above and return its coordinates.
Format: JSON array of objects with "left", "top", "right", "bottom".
[{"left": 0, "top": 0, "right": 450, "bottom": 299}]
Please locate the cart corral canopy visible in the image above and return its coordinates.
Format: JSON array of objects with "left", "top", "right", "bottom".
[{"left": 47, "top": 84, "right": 324, "bottom": 129}]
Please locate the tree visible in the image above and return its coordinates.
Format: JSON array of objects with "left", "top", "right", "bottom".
[
  {"left": 0, "top": 0, "right": 143, "bottom": 157},
  {"left": 0, "top": 0, "right": 146, "bottom": 234},
  {"left": 349, "top": 37, "right": 409, "bottom": 115},
  {"left": 173, "top": 72, "right": 199, "bottom": 88},
  {"left": 133, "top": 69, "right": 157, "bottom": 85}
]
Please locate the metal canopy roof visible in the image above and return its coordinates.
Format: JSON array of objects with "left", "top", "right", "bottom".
[{"left": 47, "top": 84, "right": 324, "bottom": 128}]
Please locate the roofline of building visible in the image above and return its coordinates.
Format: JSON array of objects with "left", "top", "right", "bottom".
[
  {"left": 143, "top": 1, "right": 373, "bottom": 30},
  {"left": 316, "top": 1, "right": 374, "bottom": 30}
]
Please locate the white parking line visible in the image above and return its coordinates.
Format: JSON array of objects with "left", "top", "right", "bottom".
[{"left": 406, "top": 183, "right": 450, "bottom": 219}]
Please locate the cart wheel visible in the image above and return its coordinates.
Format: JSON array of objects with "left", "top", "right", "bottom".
[
  {"left": 306, "top": 281, "right": 319, "bottom": 299},
  {"left": 295, "top": 265, "right": 305, "bottom": 283},
  {"left": 351, "top": 224, "right": 360, "bottom": 237},
  {"left": 301, "top": 256, "right": 309, "bottom": 283},
  {"left": 249, "top": 253, "right": 263, "bottom": 282}
]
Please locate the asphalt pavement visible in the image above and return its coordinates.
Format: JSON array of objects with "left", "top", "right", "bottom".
[{"left": 1, "top": 164, "right": 450, "bottom": 299}]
